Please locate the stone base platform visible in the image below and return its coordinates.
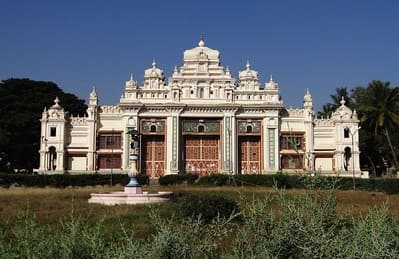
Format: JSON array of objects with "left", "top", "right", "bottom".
[{"left": 88, "top": 186, "right": 172, "bottom": 205}]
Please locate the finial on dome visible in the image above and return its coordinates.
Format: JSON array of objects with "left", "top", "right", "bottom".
[
  {"left": 269, "top": 74, "right": 274, "bottom": 82},
  {"left": 340, "top": 96, "right": 346, "bottom": 106},
  {"left": 246, "top": 60, "right": 251, "bottom": 70},
  {"left": 340, "top": 96, "right": 345, "bottom": 105},
  {"left": 90, "top": 86, "right": 97, "bottom": 96},
  {"left": 152, "top": 59, "right": 156, "bottom": 68},
  {"left": 198, "top": 35, "right": 205, "bottom": 47},
  {"left": 130, "top": 73, "right": 134, "bottom": 81},
  {"left": 54, "top": 96, "right": 60, "bottom": 105},
  {"left": 306, "top": 88, "right": 310, "bottom": 95}
]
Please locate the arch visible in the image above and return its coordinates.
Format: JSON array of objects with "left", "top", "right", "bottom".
[
  {"left": 344, "top": 146, "right": 352, "bottom": 171},
  {"left": 48, "top": 146, "right": 57, "bottom": 170},
  {"left": 198, "top": 125, "right": 205, "bottom": 133},
  {"left": 150, "top": 125, "right": 157, "bottom": 133},
  {"left": 246, "top": 125, "right": 253, "bottom": 133}
]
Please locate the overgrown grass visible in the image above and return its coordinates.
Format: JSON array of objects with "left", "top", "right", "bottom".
[{"left": 1, "top": 184, "right": 399, "bottom": 258}]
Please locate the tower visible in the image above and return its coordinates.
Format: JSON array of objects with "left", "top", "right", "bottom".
[{"left": 39, "top": 97, "right": 67, "bottom": 173}]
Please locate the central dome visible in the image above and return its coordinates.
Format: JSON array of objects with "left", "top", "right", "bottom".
[{"left": 183, "top": 37, "right": 220, "bottom": 61}]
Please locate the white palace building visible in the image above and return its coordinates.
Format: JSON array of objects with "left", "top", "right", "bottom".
[{"left": 38, "top": 38, "right": 363, "bottom": 178}]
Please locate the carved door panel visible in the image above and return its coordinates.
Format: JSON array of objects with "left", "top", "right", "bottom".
[
  {"left": 239, "top": 136, "right": 261, "bottom": 174},
  {"left": 184, "top": 136, "right": 219, "bottom": 176},
  {"left": 143, "top": 135, "right": 165, "bottom": 178}
]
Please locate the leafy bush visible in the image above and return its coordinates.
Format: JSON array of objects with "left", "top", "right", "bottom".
[
  {"left": 2, "top": 186, "right": 399, "bottom": 258},
  {"left": 175, "top": 193, "right": 239, "bottom": 223},
  {"left": 158, "top": 173, "right": 198, "bottom": 185},
  {"left": 196, "top": 173, "right": 231, "bottom": 186}
]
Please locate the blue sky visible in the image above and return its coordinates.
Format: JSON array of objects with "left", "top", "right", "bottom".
[{"left": 1, "top": 0, "right": 398, "bottom": 111}]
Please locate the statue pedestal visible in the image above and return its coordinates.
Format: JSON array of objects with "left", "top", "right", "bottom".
[{"left": 124, "top": 185, "right": 143, "bottom": 194}]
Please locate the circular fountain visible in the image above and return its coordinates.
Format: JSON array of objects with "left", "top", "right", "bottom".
[{"left": 89, "top": 129, "right": 172, "bottom": 205}]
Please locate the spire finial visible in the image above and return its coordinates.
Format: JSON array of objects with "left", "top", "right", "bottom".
[
  {"left": 130, "top": 73, "right": 134, "bottom": 81},
  {"left": 246, "top": 60, "right": 250, "bottom": 70},
  {"left": 198, "top": 35, "right": 205, "bottom": 47},
  {"left": 269, "top": 74, "right": 274, "bottom": 82},
  {"left": 152, "top": 59, "right": 156, "bottom": 68},
  {"left": 340, "top": 96, "right": 346, "bottom": 106}
]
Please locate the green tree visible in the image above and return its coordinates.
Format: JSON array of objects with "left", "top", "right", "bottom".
[
  {"left": 0, "top": 78, "right": 87, "bottom": 172},
  {"left": 317, "top": 87, "right": 352, "bottom": 118},
  {"left": 353, "top": 80, "right": 399, "bottom": 168}
]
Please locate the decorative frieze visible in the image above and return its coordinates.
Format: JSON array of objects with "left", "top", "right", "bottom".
[
  {"left": 182, "top": 119, "right": 220, "bottom": 134},
  {"left": 237, "top": 120, "right": 261, "bottom": 134},
  {"left": 140, "top": 119, "right": 165, "bottom": 134}
]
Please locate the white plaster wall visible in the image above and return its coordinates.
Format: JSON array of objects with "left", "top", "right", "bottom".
[
  {"left": 315, "top": 157, "right": 333, "bottom": 171},
  {"left": 69, "top": 156, "right": 86, "bottom": 171}
]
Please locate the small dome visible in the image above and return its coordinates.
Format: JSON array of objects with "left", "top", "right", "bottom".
[
  {"left": 144, "top": 60, "right": 164, "bottom": 79},
  {"left": 238, "top": 60, "right": 258, "bottom": 80}
]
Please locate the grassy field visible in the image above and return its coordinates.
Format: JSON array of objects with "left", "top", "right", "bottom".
[
  {"left": 1, "top": 185, "right": 399, "bottom": 257},
  {"left": 0, "top": 185, "right": 398, "bottom": 239}
]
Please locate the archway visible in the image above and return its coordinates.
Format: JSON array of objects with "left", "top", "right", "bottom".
[{"left": 48, "top": 146, "right": 57, "bottom": 170}]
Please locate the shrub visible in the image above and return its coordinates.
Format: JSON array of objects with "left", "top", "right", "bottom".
[
  {"left": 175, "top": 193, "right": 239, "bottom": 224},
  {"left": 0, "top": 173, "right": 149, "bottom": 188},
  {"left": 158, "top": 173, "right": 198, "bottom": 185},
  {"left": 196, "top": 174, "right": 230, "bottom": 186}
]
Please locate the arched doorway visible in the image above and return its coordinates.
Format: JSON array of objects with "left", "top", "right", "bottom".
[{"left": 48, "top": 146, "right": 57, "bottom": 170}]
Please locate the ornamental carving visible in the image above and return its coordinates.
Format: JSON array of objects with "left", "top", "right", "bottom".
[
  {"left": 141, "top": 120, "right": 166, "bottom": 134},
  {"left": 182, "top": 120, "right": 220, "bottom": 134},
  {"left": 237, "top": 120, "right": 261, "bottom": 134}
]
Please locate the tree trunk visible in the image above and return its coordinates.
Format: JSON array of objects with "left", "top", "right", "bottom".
[{"left": 384, "top": 127, "right": 399, "bottom": 168}]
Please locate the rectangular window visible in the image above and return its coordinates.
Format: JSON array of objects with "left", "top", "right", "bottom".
[
  {"left": 344, "top": 128, "right": 350, "bottom": 138},
  {"left": 98, "top": 133, "right": 122, "bottom": 149},
  {"left": 50, "top": 127, "right": 56, "bottom": 137},
  {"left": 98, "top": 154, "right": 121, "bottom": 169},
  {"left": 280, "top": 135, "right": 304, "bottom": 150},
  {"left": 281, "top": 156, "right": 303, "bottom": 169}
]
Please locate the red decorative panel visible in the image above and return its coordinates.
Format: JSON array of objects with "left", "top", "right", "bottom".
[
  {"left": 184, "top": 136, "right": 219, "bottom": 176},
  {"left": 142, "top": 135, "right": 165, "bottom": 178},
  {"left": 239, "top": 136, "right": 261, "bottom": 174}
]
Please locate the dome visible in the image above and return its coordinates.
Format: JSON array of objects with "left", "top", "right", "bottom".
[
  {"left": 183, "top": 37, "right": 220, "bottom": 61},
  {"left": 144, "top": 60, "right": 164, "bottom": 79},
  {"left": 238, "top": 61, "right": 258, "bottom": 80}
]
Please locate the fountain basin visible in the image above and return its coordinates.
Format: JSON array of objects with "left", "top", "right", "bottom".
[{"left": 89, "top": 186, "right": 172, "bottom": 205}]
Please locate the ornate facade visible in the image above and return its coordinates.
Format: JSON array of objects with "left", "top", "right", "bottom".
[{"left": 38, "top": 38, "right": 363, "bottom": 177}]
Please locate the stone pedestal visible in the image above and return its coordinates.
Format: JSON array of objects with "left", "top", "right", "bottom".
[{"left": 124, "top": 185, "right": 143, "bottom": 194}]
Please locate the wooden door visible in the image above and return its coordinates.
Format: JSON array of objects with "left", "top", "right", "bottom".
[
  {"left": 239, "top": 136, "right": 261, "bottom": 174},
  {"left": 142, "top": 135, "right": 165, "bottom": 178},
  {"left": 184, "top": 135, "right": 219, "bottom": 175}
]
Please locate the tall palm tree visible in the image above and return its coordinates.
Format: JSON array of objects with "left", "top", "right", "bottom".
[
  {"left": 317, "top": 87, "right": 352, "bottom": 118},
  {"left": 353, "top": 80, "right": 399, "bottom": 167}
]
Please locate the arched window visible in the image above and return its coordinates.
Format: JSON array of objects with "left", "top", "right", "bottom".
[
  {"left": 344, "top": 146, "right": 352, "bottom": 171},
  {"left": 150, "top": 125, "right": 157, "bottom": 133},
  {"left": 48, "top": 146, "right": 57, "bottom": 171},
  {"left": 198, "top": 125, "right": 205, "bottom": 133},
  {"left": 246, "top": 125, "right": 253, "bottom": 133}
]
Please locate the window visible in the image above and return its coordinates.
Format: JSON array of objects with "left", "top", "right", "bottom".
[
  {"left": 281, "top": 156, "right": 303, "bottom": 169},
  {"left": 280, "top": 135, "right": 304, "bottom": 150},
  {"left": 50, "top": 127, "right": 56, "bottom": 137},
  {"left": 199, "top": 87, "right": 204, "bottom": 98},
  {"left": 98, "top": 154, "right": 121, "bottom": 169},
  {"left": 98, "top": 133, "right": 122, "bottom": 149},
  {"left": 344, "top": 128, "right": 350, "bottom": 138}
]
